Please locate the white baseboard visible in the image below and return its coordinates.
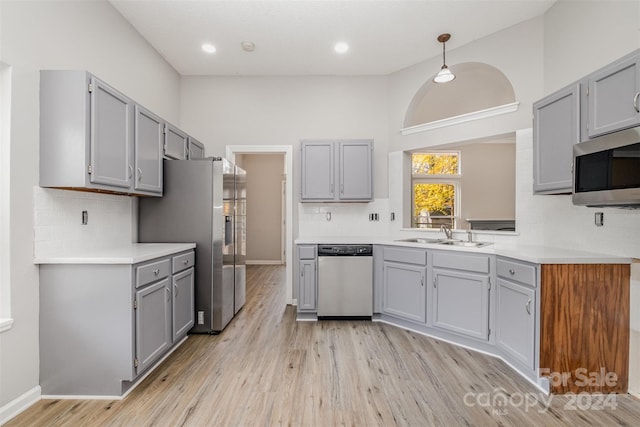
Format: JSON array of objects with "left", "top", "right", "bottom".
[
  {"left": 0, "top": 385, "right": 41, "bottom": 425},
  {"left": 246, "top": 260, "right": 283, "bottom": 265}
]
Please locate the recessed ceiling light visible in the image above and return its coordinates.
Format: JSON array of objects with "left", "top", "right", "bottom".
[
  {"left": 241, "top": 41, "right": 256, "bottom": 52},
  {"left": 334, "top": 42, "right": 349, "bottom": 54},
  {"left": 201, "top": 43, "right": 216, "bottom": 54}
]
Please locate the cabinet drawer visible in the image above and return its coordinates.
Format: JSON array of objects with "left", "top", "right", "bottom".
[
  {"left": 384, "top": 247, "right": 427, "bottom": 265},
  {"left": 497, "top": 258, "right": 536, "bottom": 287},
  {"left": 298, "top": 245, "right": 317, "bottom": 260},
  {"left": 432, "top": 251, "right": 490, "bottom": 274},
  {"left": 172, "top": 251, "right": 195, "bottom": 274},
  {"left": 136, "top": 259, "right": 171, "bottom": 288}
]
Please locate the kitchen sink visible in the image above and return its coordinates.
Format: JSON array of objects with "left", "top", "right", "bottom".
[
  {"left": 395, "top": 237, "right": 445, "bottom": 244},
  {"left": 395, "top": 238, "right": 492, "bottom": 248},
  {"left": 438, "top": 240, "right": 493, "bottom": 248}
]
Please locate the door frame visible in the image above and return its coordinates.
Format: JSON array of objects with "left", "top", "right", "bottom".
[{"left": 226, "top": 145, "right": 293, "bottom": 305}]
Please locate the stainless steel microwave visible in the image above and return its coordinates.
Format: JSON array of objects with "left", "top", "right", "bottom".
[{"left": 573, "top": 127, "right": 640, "bottom": 207}]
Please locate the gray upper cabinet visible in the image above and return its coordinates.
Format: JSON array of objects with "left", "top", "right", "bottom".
[
  {"left": 339, "top": 140, "right": 373, "bottom": 200},
  {"left": 134, "top": 105, "right": 163, "bottom": 194},
  {"left": 301, "top": 140, "right": 334, "bottom": 200},
  {"left": 164, "top": 124, "right": 188, "bottom": 160},
  {"left": 39, "top": 70, "right": 163, "bottom": 196},
  {"left": 300, "top": 139, "right": 373, "bottom": 202},
  {"left": 585, "top": 51, "right": 640, "bottom": 139},
  {"left": 188, "top": 137, "right": 205, "bottom": 159},
  {"left": 90, "top": 77, "right": 133, "bottom": 189},
  {"left": 532, "top": 83, "right": 580, "bottom": 194}
]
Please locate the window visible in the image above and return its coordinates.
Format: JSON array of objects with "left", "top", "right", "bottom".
[
  {"left": 0, "top": 63, "right": 12, "bottom": 331},
  {"left": 412, "top": 152, "right": 460, "bottom": 229}
]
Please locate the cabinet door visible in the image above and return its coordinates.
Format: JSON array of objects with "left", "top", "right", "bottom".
[
  {"left": 382, "top": 261, "right": 426, "bottom": 323},
  {"left": 301, "top": 141, "right": 334, "bottom": 200},
  {"left": 135, "top": 278, "right": 171, "bottom": 374},
  {"left": 532, "top": 84, "right": 579, "bottom": 194},
  {"left": 338, "top": 140, "right": 372, "bottom": 200},
  {"left": 298, "top": 260, "right": 316, "bottom": 311},
  {"left": 432, "top": 268, "right": 489, "bottom": 341},
  {"left": 172, "top": 267, "right": 195, "bottom": 340},
  {"left": 496, "top": 278, "right": 535, "bottom": 370},
  {"left": 134, "top": 105, "right": 163, "bottom": 193},
  {"left": 90, "top": 77, "right": 133, "bottom": 189},
  {"left": 587, "top": 53, "right": 640, "bottom": 138},
  {"left": 188, "top": 138, "right": 205, "bottom": 159},
  {"left": 164, "top": 124, "right": 188, "bottom": 160}
]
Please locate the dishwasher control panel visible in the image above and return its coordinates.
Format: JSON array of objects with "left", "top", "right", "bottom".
[{"left": 317, "top": 244, "right": 373, "bottom": 256}]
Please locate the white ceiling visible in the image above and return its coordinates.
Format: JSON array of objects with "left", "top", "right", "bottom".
[{"left": 110, "top": 0, "right": 556, "bottom": 76}]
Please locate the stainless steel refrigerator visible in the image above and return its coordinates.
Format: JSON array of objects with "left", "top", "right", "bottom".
[{"left": 138, "top": 157, "right": 246, "bottom": 333}]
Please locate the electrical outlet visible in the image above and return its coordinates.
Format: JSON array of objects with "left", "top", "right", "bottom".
[
  {"left": 82, "top": 210, "right": 88, "bottom": 225},
  {"left": 595, "top": 212, "right": 604, "bottom": 227},
  {"left": 197, "top": 311, "right": 205, "bottom": 324}
]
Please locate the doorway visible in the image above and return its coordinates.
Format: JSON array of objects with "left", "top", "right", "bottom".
[{"left": 226, "top": 145, "right": 293, "bottom": 305}]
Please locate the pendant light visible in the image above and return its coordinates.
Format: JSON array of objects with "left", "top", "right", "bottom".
[{"left": 433, "top": 33, "right": 455, "bottom": 83}]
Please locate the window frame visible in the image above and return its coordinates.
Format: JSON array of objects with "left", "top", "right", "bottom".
[{"left": 411, "top": 151, "right": 462, "bottom": 229}]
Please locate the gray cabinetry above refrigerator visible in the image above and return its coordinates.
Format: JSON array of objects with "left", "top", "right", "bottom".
[{"left": 300, "top": 139, "right": 373, "bottom": 202}]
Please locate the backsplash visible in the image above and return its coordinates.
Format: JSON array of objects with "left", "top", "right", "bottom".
[
  {"left": 33, "top": 187, "right": 133, "bottom": 257},
  {"left": 298, "top": 198, "right": 391, "bottom": 237}
]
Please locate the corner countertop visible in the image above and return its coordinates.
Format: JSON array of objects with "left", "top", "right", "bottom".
[
  {"left": 294, "top": 236, "right": 633, "bottom": 265},
  {"left": 34, "top": 243, "right": 196, "bottom": 265}
]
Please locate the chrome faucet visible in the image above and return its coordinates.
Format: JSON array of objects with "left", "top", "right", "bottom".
[{"left": 440, "top": 224, "right": 452, "bottom": 240}]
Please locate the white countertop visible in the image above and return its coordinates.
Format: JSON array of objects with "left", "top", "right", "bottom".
[
  {"left": 34, "top": 243, "right": 196, "bottom": 265},
  {"left": 295, "top": 236, "right": 632, "bottom": 264}
]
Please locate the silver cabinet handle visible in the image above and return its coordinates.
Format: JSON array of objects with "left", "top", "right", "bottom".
[
  {"left": 421, "top": 276, "right": 424, "bottom": 287},
  {"left": 174, "top": 283, "right": 179, "bottom": 297},
  {"left": 166, "top": 287, "right": 171, "bottom": 301},
  {"left": 183, "top": 259, "right": 189, "bottom": 265},
  {"left": 634, "top": 92, "right": 640, "bottom": 113},
  {"left": 509, "top": 268, "right": 515, "bottom": 275},
  {"left": 153, "top": 269, "right": 160, "bottom": 276},
  {"left": 301, "top": 269, "right": 304, "bottom": 278},
  {"left": 137, "top": 167, "right": 142, "bottom": 181},
  {"left": 128, "top": 164, "right": 133, "bottom": 179},
  {"left": 432, "top": 276, "right": 436, "bottom": 288},
  {"left": 340, "top": 184, "right": 344, "bottom": 194},
  {"left": 526, "top": 298, "right": 531, "bottom": 315}
]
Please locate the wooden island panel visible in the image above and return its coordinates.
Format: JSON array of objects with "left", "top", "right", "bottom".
[{"left": 540, "top": 264, "right": 630, "bottom": 394}]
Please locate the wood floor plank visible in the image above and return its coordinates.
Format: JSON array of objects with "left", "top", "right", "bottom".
[{"left": 7, "top": 265, "right": 640, "bottom": 426}]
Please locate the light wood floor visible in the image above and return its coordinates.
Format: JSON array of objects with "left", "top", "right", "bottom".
[{"left": 8, "top": 265, "right": 640, "bottom": 426}]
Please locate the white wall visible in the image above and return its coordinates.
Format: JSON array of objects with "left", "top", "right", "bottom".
[
  {"left": 0, "top": 0, "right": 180, "bottom": 413},
  {"left": 180, "top": 76, "right": 391, "bottom": 241}
]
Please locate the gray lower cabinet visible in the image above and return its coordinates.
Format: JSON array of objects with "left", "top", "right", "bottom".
[
  {"left": 532, "top": 83, "right": 580, "bottom": 194},
  {"left": 164, "top": 123, "right": 188, "bottom": 160},
  {"left": 495, "top": 257, "right": 537, "bottom": 372},
  {"left": 172, "top": 252, "right": 195, "bottom": 340},
  {"left": 430, "top": 251, "right": 492, "bottom": 341},
  {"left": 382, "top": 247, "right": 427, "bottom": 324},
  {"left": 188, "top": 137, "right": 205, "bottom": 159},
  {"left": 585, "top": 50, "right": 640, "bottom": 139},
  {"left": 300, "top": 139, "right": 373, "bottom": 202},
  {"left": 297, "top": 245, "right": 317, "bottom": 312},
  {"left": 39, "top": 70, "right": 162, "bottom": 196},
  {"left": 135, "top": 277, "right": 172, "bottom": 373},
  {"left": 39, "top": 249, "right": 195, "bottom": 397}
]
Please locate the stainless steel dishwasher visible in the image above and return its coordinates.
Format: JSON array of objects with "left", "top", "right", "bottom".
[{"left": 317, "top": 244, "right": 373, "bottom": 319}]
